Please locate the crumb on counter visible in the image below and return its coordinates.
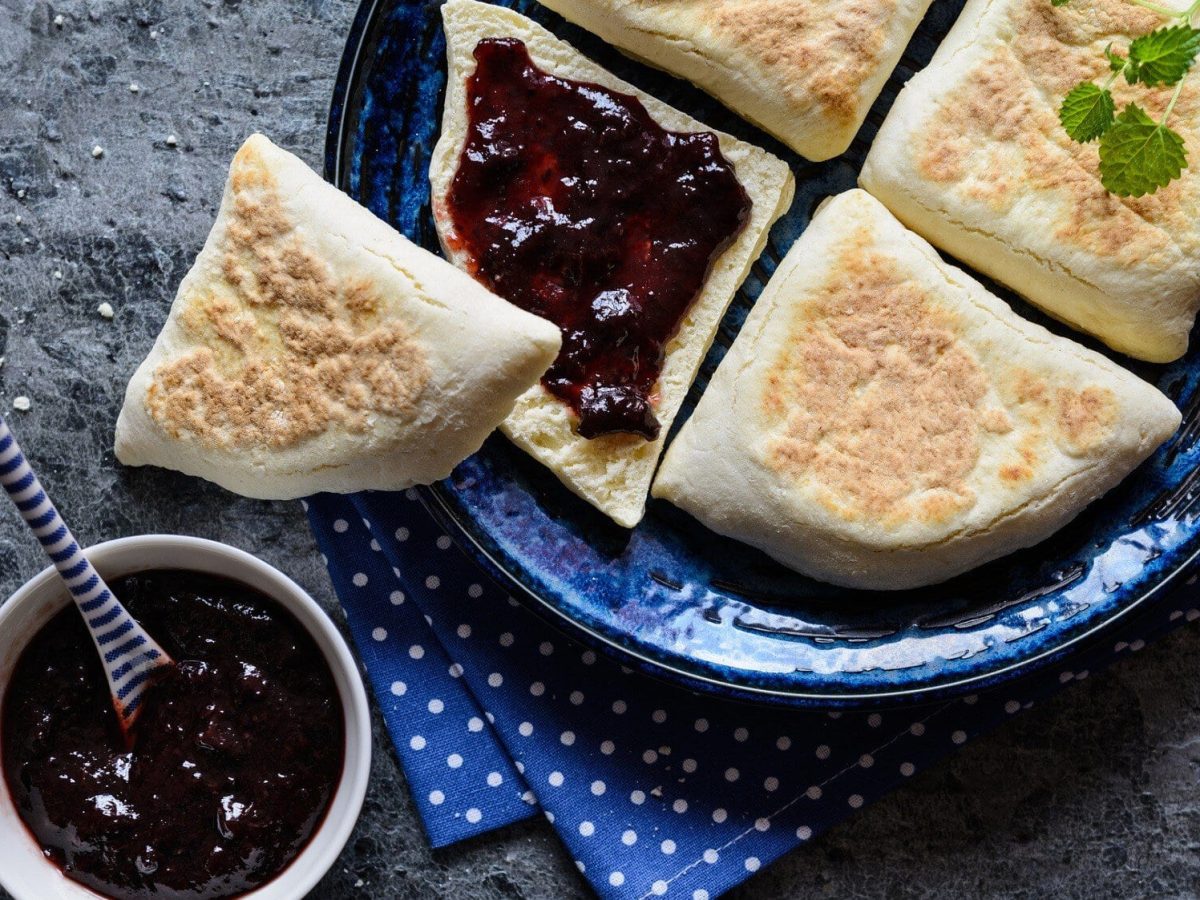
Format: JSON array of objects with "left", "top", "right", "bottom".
[
  {"left": 52, "top": 269, "right": 62, "bottom": 280},
  {"left": 53, "top": 13, "right": 64, "bottom": 27},
  {"left": 12, "top": 397, "right": 31, "bottom": 412},
  {"left": 166, "top": 133, "right": 178, "bottom": 147},
  {"left": 98, "top": 302, "right": 115, "bottom": 319},
  {"left": 91, "top": 145, "right": 104, "bottom": 159},
  {"left": 129, "top": 83, "right": 140, "bottom": 94}
]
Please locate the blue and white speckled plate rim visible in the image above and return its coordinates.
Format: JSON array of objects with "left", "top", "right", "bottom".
[
  {"left": 415, "top": 486, "right": 1200, "bottom": 706},
  {"left": 324, "top": 0, "right": 1200, "bottom": 709}
]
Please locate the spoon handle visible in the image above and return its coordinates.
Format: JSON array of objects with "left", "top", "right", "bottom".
[{"left": 0, "top": 418, "right": 171, "bottom": 732}]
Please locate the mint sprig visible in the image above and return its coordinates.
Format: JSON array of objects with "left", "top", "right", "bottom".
[
  {"left": 1098, "top": 103, "right": 1188, "bottom": 195},
  {"left": 1105, "top": 44, "right": 1127, "bottom": 72},
  {"left": 1054, "top": 1, "right": 1199, "bottom": 196},
  {"left": 1060, "top": 82, "right": 1116, "bottom": 141},
  {"left": 1126, "top": 24, "right": 1200, "bottom": 86}
]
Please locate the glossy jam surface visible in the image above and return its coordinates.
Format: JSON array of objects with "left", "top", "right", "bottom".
[
  {"left": 446, "top": 39, "right": 752, "bottom": 439},
  {"left": 1, "top": 570, "right": 344, "bottom": 900}
]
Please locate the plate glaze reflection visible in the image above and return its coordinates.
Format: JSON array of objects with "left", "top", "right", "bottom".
[{"left": 328, "top": 0, "right": 1200, "bottom": 706}]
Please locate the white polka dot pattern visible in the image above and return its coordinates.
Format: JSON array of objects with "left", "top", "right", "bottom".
[
  {"left": 306, "top": 490, "right": 1200, "bottom": 900},
  {"left": 307, "top": 499, "right": 532, "bottom": 850}
]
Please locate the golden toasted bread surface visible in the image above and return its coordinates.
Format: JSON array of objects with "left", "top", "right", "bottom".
[
  {"left": 535, "top": 0, "right": 931, "bottom": 160},
  {"left": 653, "top": 190, "right": 1180, "bottom": 589},
  {"left": 148, "top": 146, "right": 429, "bottom": 451},
  {"left": 116, "top": 134, "right": 561, "bottom": 499}
]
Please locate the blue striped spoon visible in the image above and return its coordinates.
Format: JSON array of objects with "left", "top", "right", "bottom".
[{"left": 0, "top": 417, "right": 172, "bottom": 740}]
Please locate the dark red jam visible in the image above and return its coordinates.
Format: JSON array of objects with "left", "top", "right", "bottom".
[
  {"left": 446, "top": 38, "right": 752, "bottom": 439},
  {"left": 1, "top": 570, "right": 344, "bottom": 900}
]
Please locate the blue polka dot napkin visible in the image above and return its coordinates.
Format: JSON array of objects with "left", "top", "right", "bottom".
[{"left": 305, "top": 490, "right": 1198, "bottom": 899}]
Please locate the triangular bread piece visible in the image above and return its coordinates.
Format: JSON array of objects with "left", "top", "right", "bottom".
[
  {"left": 115, "top": 134, "right": 561, "bottom": 499},
  {"left": 860, "top": 0, "right": 1200, "bottom": 362},
  {"left": 430, "top": 0, "right": 794, "bottom": 528},
  {"left": 535, "top": 0, "right": 935, "bottom": 161},
  {"left": 653, "top": 190, "right": 1181, "bottom": 590}
]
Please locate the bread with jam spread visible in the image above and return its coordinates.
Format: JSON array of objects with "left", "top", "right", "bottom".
[
  {"left": 115, "top": 134, "right": 561, "bottom": 499},
  {"left": 534, "top": 0, "right": 934, "bottom": 161},
  {"left": 860, "top": 0, "right": 1200, "bottom": 362},
  {"left": 653, "top": 190, "right": 1180, "bottom": 590},
  {"left": 430, "top": 0, "right": 795, "bottom": 528}
]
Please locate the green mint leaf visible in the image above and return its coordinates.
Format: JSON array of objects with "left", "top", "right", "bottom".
[
  {"left": 1098, "top": 103, "right": 1188, "bottom": 197},
  {"left": 1059, "top": 82, "right": 1116, "bottom": 142},
  {"left": 1051, "top": 0, "right": 1070, "bottom": 6},
  {"left": 1105, "top": 43, "right": 1126, "bottom": 73},
  {"left": 1126, "top": 25, "right": 1200, "bottom": 86}
]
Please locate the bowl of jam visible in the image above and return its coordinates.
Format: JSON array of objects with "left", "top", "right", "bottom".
[{"left": 0, "top": 535, "right": 371, "bottom": 900}]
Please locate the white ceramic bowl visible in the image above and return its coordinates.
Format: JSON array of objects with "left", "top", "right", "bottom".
[{"left": 0, "top": 535, "right": 371, "bottom": 900}]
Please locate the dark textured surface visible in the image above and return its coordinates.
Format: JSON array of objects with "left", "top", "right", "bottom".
[{"left": 1, "top": 1, "right": 1199, "bottom": 898}]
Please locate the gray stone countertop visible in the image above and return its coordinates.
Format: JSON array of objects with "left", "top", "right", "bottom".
[{"left": 2, "top": 1, "right": 1200, "bottom": 897}]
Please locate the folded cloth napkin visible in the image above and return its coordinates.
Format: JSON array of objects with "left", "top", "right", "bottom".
[{"left": 306, "top": 489, "right": 1198, "bottom": 900}]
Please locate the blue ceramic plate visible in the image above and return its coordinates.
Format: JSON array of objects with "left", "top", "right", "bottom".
[{"left": 327, "top": 0, "right": 1200, "bottom": 707}]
